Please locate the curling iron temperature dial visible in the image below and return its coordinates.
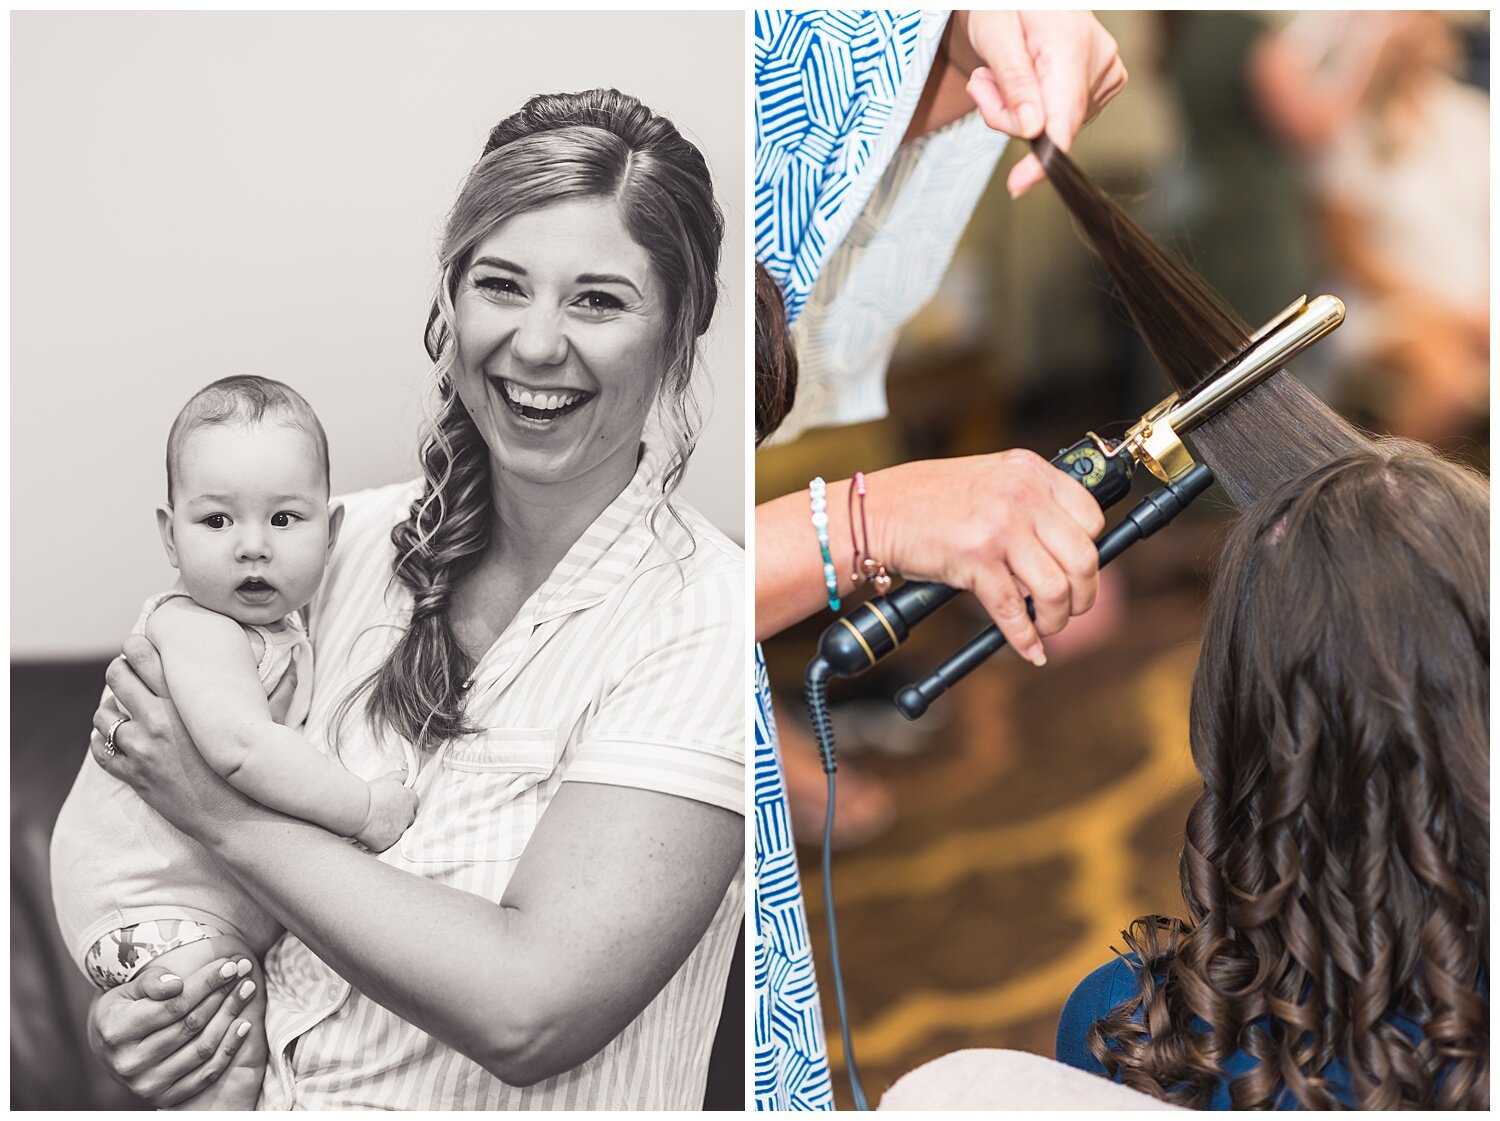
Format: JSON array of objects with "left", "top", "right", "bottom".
[{"left": 1056, "top": 435, "right": 1132, "bottom": 507}]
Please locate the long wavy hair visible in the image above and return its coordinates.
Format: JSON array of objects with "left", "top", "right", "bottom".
[
  {"left": 1090, "top": 440, "right": 1489, "bottom": 1108},
  {"left": 346, "top": 89, "right": 722, "bottom": 756}
]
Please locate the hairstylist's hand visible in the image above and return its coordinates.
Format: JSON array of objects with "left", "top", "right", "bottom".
[
  {"left": 952, "top": 10, "right": 1127, "bottom": 198},
  {"left": 90, "top": 635, "right": 248, "bottom": 841},
  {"left": 88, "top": 953, "right": 258, "bottom": 1105},
  {"left": 869, "top": 450, "right": 1105, "bottom": 666}
]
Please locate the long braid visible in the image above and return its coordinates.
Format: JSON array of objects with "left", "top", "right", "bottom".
[{"left": 380, "top": 381, "right": 492, "bottom": 753}]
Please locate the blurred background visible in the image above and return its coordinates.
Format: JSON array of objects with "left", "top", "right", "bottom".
[{"left": 756, "top": 10, "right": 1489, "bottom": 1107}]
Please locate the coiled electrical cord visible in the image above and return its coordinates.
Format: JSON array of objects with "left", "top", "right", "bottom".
[{"left": 804, "top": 658, "right": 870, "bottom": 1110}]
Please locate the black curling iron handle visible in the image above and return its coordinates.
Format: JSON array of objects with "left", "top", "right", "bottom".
[
  {"left": 814, "top": 437, "right": 1134, "bottom": 679},
  {"left": 894, "top": 463, "right": 1215, "bottom": 719}
]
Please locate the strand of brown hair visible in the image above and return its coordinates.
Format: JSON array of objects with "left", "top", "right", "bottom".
[
  {"left": 1031, "top": 135, "right": 1372, "bottom": 509},
  {"left": 754, "top": 262, "right": 798, "bottom": 446}
]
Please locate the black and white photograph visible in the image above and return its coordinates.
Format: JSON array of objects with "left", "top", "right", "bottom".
[{"left": 13, "top": 11, "right": 747, "bottom": 1110}]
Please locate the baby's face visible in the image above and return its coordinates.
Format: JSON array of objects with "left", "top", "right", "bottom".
[{"left": 159, "top": 422, "right": 339, "bottom": 627}]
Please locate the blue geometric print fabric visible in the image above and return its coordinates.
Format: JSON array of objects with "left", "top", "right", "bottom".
[
  {"left": 754, "top": 9, "right": 942, "bottom": 326},
  {"left": 753, "top": 646, "right": 835, "bottom": 1110}
]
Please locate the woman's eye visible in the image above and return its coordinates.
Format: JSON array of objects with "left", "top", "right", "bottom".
[
  {"left": 271, "top": 512, "right": 300, "bottom": 528},
  {"left": 474, "top": 276, "right": 524, "bottom": 299},
  {"left": 576, "top": 290, "right": 625, "bottom": 315},
  {"left": 202, "top": 514, "right": 230, "bottom": 529}
]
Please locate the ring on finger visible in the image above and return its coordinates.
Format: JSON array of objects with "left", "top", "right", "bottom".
[{"left": 104, "top": 715, "right": 131, "bottom": 756}]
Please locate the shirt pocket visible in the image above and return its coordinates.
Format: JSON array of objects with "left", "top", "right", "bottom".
[{"left": 399, "top": 727, "right": 560, "bottom": 867}]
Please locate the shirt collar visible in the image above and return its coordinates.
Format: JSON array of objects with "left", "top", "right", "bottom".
[{"left": 530, "top": 436, "right": 670, "bottom": 623}]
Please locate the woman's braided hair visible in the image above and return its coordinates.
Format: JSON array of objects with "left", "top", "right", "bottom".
[{"left": 342, "top": 90, "right": 721, "bottom": 756}]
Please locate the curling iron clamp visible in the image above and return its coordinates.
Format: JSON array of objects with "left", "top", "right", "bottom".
[
  {"left": 807, "top": 293, "right": 1346, "bottom": 695},
  {"left": 1118, "top": 293, "right": 1346, "bottom": 485}
]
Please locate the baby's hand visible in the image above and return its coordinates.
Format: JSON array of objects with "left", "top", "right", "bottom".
[{"left": 355, "top": 771, "right": 418, "bottom": 852}]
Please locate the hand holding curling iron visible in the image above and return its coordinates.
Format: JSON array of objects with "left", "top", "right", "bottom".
[
  {"left": 853, "top": 451, "right": 1105, "bottom": 667},
  {"left": 757, "top": 451, "right": 1107, "bottom": 663}
]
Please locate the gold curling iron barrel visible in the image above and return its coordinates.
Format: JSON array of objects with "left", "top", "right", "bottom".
[
  {"left": 1120, "top": 294, "right": 1345, "bottom": 484},
  {"left": 809, "top": 294, "right": 1346, "bottom": 687}
]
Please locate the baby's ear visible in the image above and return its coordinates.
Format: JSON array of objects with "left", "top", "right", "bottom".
[
  {"left": 155, "top": 504, "right": 180, "bottom": 568},
  {"left": 326, "top": 500, "right": 346, "bottom": 556}
]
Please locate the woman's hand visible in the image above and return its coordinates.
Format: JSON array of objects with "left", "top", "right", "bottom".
[
  {"left": 754, "top": 451, "right": 1105, "bottom": 656},
  {"left": 951, "top": 10, "right": 1128, "bottom": 198},
  {"left": 88, "top": 953, "right": 258, "bottom": 1105},
  {"left": 90, "top": 634, "right": 249, "bottom": 842},
  {"left": 870, "top": 451, "right": 1105, "bottom": 666}
]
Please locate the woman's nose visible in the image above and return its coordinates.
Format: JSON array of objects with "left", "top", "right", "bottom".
[{"left": 510, "top": 306, "right": 569, "bottom": 368}]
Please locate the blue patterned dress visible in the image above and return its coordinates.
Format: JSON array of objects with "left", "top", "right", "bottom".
[
  {"left": 753, "top": 648, "right": 834, "bottom": 1109},
  {"left": 753, "top": 10, "right": 970, "bottom": 1110}
]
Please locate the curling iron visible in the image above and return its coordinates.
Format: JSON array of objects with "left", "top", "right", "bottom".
[
  {"left": 803, "top": 293, "right": 1343, "bottom": 1109},
  {"left": 807, "top": 294, "right": 1344, "bottom": 694}
]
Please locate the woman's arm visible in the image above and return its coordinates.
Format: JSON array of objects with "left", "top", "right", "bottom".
[
  {"left": 93, "top": 641, "right": 741, "bottom": 1089},
  {"left": 756, "top": 451, "right": 1105, "bottom": 663}
]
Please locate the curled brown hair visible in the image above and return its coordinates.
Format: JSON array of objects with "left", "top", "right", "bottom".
[{"left": 1090, "top": 441, "right": 1489, "bottom": 1108}]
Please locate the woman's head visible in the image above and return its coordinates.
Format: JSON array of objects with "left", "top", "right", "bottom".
[
  {"left": 1095, "top": 440, "right": 1489, "bottom": 1109},
  {"left": 426, "top": 89, "right": 722, "bottom": 494},
  {"left": 1193, "top": 439, "right": 1488, "bottom": 851}
]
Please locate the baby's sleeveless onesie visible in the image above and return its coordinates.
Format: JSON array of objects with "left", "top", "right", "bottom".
[{"left": 50, "top": 590, "right": 313, "bottom": 988}]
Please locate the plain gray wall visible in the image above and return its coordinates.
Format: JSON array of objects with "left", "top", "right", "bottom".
[{"left": 12, "top": 11, "right": 746, "bottom": 659}]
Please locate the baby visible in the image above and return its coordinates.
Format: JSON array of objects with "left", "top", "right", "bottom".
[{"left": 51, "top": 376, "right": 417, "bottom": 1109}]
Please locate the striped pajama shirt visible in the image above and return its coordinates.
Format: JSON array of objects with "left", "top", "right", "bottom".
[{"left": 256, "top": 441, "right": 745, "bottom": 1109}]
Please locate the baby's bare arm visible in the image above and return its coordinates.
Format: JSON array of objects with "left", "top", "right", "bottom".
[{"left": 144, "top": 599, "right": 370, "bottom": 837}]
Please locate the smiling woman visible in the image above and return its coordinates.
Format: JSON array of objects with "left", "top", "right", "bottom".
[{"left": 59, "top": 88, "right": 746, "bottom": 1111}]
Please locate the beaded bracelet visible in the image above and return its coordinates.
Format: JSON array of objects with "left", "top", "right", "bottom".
[{"left": 809, "top": 476, "right": 840, "bottom": 612}]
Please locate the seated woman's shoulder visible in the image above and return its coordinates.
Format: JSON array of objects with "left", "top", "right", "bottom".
[{"left": 1056, "top": 955, "right": 1142, "bottom": 1075}]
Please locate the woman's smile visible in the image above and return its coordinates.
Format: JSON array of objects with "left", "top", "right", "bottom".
[{"left": 493, "top": 377, "right": 596, "bottom": 424}]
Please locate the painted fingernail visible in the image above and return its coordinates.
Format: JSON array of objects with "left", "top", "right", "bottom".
[
  {"left": 238, "top": 979, "right": 256, "bottom": 1000},
  {"left": 1017, "top": 102, "right": 1042, "bottom": 137},
  {"left": 236, "top": 958, "right": 253, "bottom": 977},
  {"left": 236, "top": 1021, "right": 252, "bottom": 1039},
  {"left": 219, "top": 961, "right": 239, "bottom": 979}
]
